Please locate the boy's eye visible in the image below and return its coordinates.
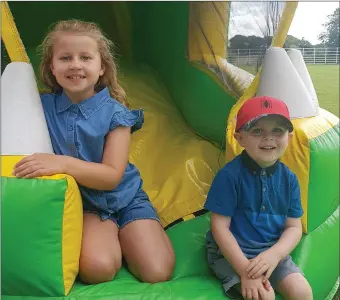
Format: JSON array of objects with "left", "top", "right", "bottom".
[
  {"left": 273, "top": 128, "right": 285, "bottom": 134},
  {"left": 251, "top": 128, "right": 262, "bottom": 135}
]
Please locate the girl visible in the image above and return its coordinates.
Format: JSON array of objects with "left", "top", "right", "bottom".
[{"left": 13, "top": 19, "right": 175, "bottom": 284}]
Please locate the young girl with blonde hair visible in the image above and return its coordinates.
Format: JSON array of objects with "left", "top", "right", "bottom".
[{"left": 13, "top": 19, "right": 175, "bottom": 284}]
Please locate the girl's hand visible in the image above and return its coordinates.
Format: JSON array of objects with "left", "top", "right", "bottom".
[
  {"left": 13, "top": 153, "right": 67, "bottom": 178},
  {"left": 246, "top": 249, "right": 280, "bottom": 282}
]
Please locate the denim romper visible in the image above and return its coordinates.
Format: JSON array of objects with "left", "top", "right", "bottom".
[{"left": 41, "top": 87, "right": 159, "bottom": 228}]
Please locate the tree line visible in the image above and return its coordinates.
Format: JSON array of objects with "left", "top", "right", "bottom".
[{"left": 228, "top": 34, "right": 316, "bottom": 49}]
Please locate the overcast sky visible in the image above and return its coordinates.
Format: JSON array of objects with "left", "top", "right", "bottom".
[
  {"left": 228, "top": 2, "right": 339, "bottom": 45},
  {"left": 288, "top": 2, "right": 339, "bottom": 44}
]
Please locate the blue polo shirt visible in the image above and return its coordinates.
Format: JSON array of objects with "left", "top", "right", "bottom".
[
  {"left": 41, "top": 87, "right": 145, "bottom": 213},
  {"left": 205, "top": 150, "right": 303, "bottom": 258}
]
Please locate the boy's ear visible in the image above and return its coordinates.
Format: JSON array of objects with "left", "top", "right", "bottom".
[
  {"left": 288, "top": 132, "right": 294, "bottom": 141},
  {"left": 234, "top": 132, "right": 244, "bottom": 147}
]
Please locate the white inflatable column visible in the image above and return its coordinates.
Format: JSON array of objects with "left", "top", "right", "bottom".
[
  {"left": 256, "top": 47, "right": 319, "bottom": 119},
  {"left": 1, "top": 62, "right": 53, "bottom": 155},
  {"left": 287, "top": 48, "right": 319, "bottom": 108}
]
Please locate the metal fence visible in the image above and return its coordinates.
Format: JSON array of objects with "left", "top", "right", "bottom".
[{"left": 227, "top": 47, "right": 340, "bottom": 66}]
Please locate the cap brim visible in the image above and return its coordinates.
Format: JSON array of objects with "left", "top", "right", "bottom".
[{"left": 240, "top": 114, "right": 294, "bottom": 132}]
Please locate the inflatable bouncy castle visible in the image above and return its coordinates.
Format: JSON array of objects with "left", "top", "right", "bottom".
[{"left": 1, "top": 2, "right": 339, "bottom": 299}]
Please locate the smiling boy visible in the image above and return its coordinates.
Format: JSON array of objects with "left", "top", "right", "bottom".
[{"left": 205, "top": 96, "right": 313, "bottom": 299}]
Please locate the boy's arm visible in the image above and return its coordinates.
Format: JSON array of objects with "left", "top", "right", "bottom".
[
  {"left": 268, "top": 217, "right": 302, "bottom": 260},
  {"left": 247, "top": 217, "right": 302, "bottom": 280},
  {"left": 205, "top": 168, "right": 250, "bottom": 276},
  {"left": 212, "top": 213, "right": 273, "bottom": 293},
  {"left": 211, "top": 213, "right": 249, "bottom": 277},
  {"left": 206, "top": 170, "right": 272, "bottom": 291}
]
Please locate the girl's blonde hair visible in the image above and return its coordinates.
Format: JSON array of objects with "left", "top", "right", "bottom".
[{"left": 38, "top": 19, "right": 128, "bottom": 106}]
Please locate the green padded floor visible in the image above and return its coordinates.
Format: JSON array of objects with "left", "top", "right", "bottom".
[{"left": 3, "top": 210, "right": 339, "bottom": 300}]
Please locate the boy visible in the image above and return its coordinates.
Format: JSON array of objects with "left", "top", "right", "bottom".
[{"left": 205, "top": 96, "right": 313, "bottom": 300}]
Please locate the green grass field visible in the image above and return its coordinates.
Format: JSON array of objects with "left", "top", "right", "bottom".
[
  {"left": 308, "top": 65, "right": 339, "bottom": 117},
  {"left": 240, "top": 64, "right": 339, "bottom": 117}
]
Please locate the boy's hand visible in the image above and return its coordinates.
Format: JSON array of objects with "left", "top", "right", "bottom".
[
  {"left": 241, "top": 275, "right": 272, "bottom": 300},
  {"left": 13, "top": 153, "right": 67, "bottom": 178},
  {"left": 246, "top": 249, "right": 280, "bottom": 281},
  {"left": 263, "top": 279, "right": 272, "bottom": 291}
]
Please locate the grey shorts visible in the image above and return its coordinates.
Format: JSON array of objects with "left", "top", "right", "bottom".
[{"left": 207, "top": 239, "right": 303, "bottom": 298}]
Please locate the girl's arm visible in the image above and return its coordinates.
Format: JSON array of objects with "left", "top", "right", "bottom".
[
  {"left": 13, "top": 126, "right": 131, "bottom": 191},
  {"left": 63, "top": 126, "right": 131, "bottom": 190}
]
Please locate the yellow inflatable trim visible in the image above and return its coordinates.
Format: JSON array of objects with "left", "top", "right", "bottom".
[
  {"left": 62, "top": 175, "right": 83, "bottom": 295},
  {"left": 1, "top": 155, "right": 83, "bottom": 295},
  {"left": 1, "top": 1, "right": 30, "bottom": 63}
]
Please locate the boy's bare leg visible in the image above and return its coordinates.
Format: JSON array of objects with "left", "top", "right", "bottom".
[{"left": 276, "top": 273, "right": 313, "bottom": 300}]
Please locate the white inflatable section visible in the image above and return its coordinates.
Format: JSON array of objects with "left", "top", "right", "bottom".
[
  {"left": 287, "top": 49, "right": 319, "bottom": 108},
  {"left": 1, "top": 62, "right": 53, "bottom": 155},
  {"left": 256, "top": 47, "right": 319, "bottom": 119}
]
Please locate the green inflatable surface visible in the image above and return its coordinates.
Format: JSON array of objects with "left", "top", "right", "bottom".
[
  {"left": 2, "top": 212, "right": 339, "bottom": 299},
  {"left": 1, "top": 177, "right": 67, "bottom": 296}
]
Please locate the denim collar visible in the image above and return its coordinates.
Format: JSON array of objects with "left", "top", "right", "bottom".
[
  {"left": 56, "top": 87, "right": 110, "bottom": 119},
  {"left": 241, "top": 150, "right": 279, "bottom": 176}
]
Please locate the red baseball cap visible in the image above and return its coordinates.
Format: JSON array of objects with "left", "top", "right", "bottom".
[{"left": 235, "top": 96, "right": 293, "bottom": 132}]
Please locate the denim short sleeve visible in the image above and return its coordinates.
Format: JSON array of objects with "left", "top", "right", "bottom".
[
  {"left": 110, "top": 108, "right": 144, "bottom": 134},
  {"left": 204, "top": 168, "right": 237, "bottom": 216},
  {"left": 40, "top": 93, "right": 55, "bottom": 111},
  {"left": 288, "top": 173, "right": 304, "bottom": 218}
]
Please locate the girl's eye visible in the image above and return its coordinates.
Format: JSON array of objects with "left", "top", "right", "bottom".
[
  {"left": 60, "top": 56, "right": 70, "bottom": 61},
  {"left": 81, "top": 56, "right": 91, "bottom": 61}
]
